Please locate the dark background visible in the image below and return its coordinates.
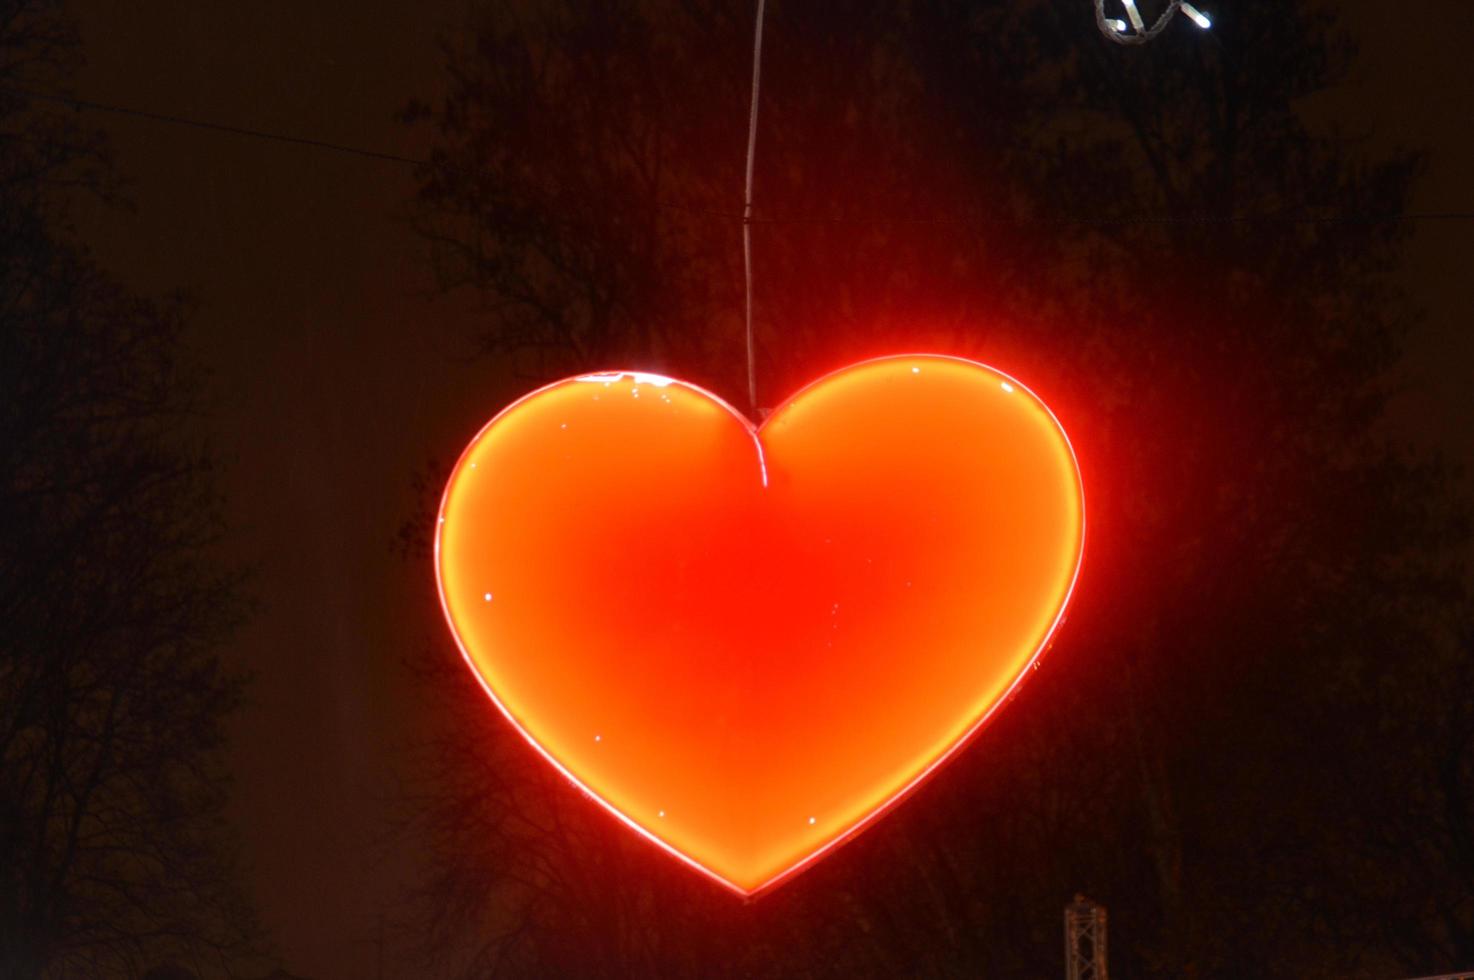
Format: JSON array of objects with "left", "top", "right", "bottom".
[{"left": 3, "top": 0, "right": 1471, "bottom": 977}]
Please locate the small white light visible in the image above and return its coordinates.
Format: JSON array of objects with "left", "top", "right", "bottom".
[
  {"left": 560, "top": 422, "right": 567, "bottom": 429},
  {"left": 1105, "top": 17, "right": 1127, "bottom": 32},
  {"left": 594, "top": 734, "right": 602, "bottom": 742},
  {"left": 1181, "top": 3, "right": 1211, "bottom": 29},
  {"left": 807, "top": 816, "right": 816, "bottom": 825},
  {"left": 658, "top": 810, "right": 666, "bottom": 818},
  {"left": 1001, "top": 382, "right": 1014, "bottom": 393},
  {"left": 911, "top": 366, "right": 920, "bottom": 374},
  {"left": 1120, "top": 0, "right": 1145, "bottom": 32},
  {"left": 469, "top": 462, "right": 477, "bottom": 469},
  {"left": 483, "top": 592, "right": 492, "bottom": 602}
]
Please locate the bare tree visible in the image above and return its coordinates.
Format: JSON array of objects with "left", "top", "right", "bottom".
[
  {"left": 0, "top": 2, "right": 262, "bottom": 976},
  {"left": 399, "top": 2, "right": 1469, "bottom": 976}
]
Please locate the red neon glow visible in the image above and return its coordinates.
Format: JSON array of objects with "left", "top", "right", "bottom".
[{"left": 435, "top": 355, "right": 1084, "bottom": 896}]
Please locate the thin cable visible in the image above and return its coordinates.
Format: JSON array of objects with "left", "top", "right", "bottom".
[
  {"left": 5, "top": 86, "right": 1473, "bottom": 230},
  {"left": 0, "top": 85, "right": 740, "bottom": 219},
  {"left": 742, "top": 0, "right": 767, "bottom": 417},
  {"left": 1096, "top": 0, "right": 1189, "bottom": 44},
  {"left": 2, "top": 85, "right": 422, "bottom": 167}
]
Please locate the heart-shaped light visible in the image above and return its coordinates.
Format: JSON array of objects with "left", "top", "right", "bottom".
[{"left": 435, "top": 355, "right": 1083, "bottom": 896}]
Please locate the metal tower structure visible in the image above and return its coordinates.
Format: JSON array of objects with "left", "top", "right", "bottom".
[{"left": 1065, "top": 894, "right": 1108, "bottom": 980}]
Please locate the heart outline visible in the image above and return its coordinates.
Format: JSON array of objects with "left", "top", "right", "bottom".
[{"left": 434, "top": 354, "right": 1084, "bottom": 898}]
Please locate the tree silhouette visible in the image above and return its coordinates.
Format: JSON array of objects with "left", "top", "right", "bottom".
[
  {"left": 0, "top": 2, "right": 261, "bottom": 976},
  {"left": 399, "top": 1, "right": 1470, "bottom": 976}
]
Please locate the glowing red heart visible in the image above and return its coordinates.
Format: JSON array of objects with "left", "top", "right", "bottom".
[{"left": 435, "top": 355, "right": 1083, "bottom": 896}]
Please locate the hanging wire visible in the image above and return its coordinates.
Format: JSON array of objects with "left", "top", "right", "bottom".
[
  {"left": 742, "top": 0, "right": 767, "bottom": 417},
  {"left": 1096, "top": 0, "right": 1212, "bottom": 44}
]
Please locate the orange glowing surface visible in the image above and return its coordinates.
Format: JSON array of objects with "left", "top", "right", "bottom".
[{"left": 435, "top": 355, "right": 1083, "bottom": 896}]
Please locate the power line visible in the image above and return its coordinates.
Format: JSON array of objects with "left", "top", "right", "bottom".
[
  {"left": 3, "top": 86, "right": 1472, "bottom": 228},
  {"left": 0, "top": 85, "right": 735, "bottom": 219},
  {"left": 3, "top": 85, "right": 422, "bottom": 168}
]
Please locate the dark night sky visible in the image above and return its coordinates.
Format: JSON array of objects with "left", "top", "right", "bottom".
[{"left": 58, "top": 2, "right": 1474, "bottom": 977}]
